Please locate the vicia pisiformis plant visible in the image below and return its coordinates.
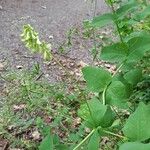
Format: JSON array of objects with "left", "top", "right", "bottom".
[{"left": 75, "top": 0, "right": 150, "bottom": 150}]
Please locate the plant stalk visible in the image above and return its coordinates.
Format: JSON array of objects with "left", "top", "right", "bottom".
[
  {"left": 109, "top": 0, "right": 124, "bottom": 44},
  {"left": 103, "top": 130, "right": 126, "bottom": 139},
  {"left": 102, "top": 85, "right": 107, "bottom": 105},
  {"left": 73, "top": 129, "right": 95, "bottom": 150}
]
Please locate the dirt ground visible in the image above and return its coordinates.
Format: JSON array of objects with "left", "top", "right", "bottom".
[{"left": 0, "top": 0, "right": 108, "bottom": 82}]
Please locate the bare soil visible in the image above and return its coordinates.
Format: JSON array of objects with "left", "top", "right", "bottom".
[{"left": 0, "top": 0, "right": 108, "bottom": 82}]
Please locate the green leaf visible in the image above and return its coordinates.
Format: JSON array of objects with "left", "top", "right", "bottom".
[
  {"left": 55, "top": 144, "right": 69, "bottom": 150},
  {"left": 100, "top": 106, "right": 115, "bottom": 128},
  {"left": 82, "top": 66, "right": 112, "bottom": 92},
  {"left": 123, "top": 103, "right": 150, "bottom": 141},
  {"left": 124, "top": 69, "right": 142, "bottom": 86},
  {"left": 119, "top": 142, "right": 150, "bottom": 150},
  {"left": 124, "top": 31, "right": 149, "bottom": 42},
  {"left": 87, "top": 130, "right": 100, "bottom": 150},
  {"left": 78, "top": 103, "right": 91, "bottom": 124},
  {"left": 91, "top": 13, "right": 114, "bottom": 28},
  {"left": 39, "top": 133, "right": 54, "bottom": 150},
  {"left": 100, "top": 43, "right": 128, "bottom": 63},
  {"left": 106, "top": 81, "right": 129, "bottom": 108},
  {"left": 84, "top": 99, "right": 107, "bottom": 128},
  {"left": 121, "top": 62, "right": 136, "bottom": 71},
  {"left": 116, "top": 1, "right": 139, "bottom": 19},
  {"left": 127, "top": 36, "right": 150, "bottom": 63},
  {"left": 78, "top": 99, "right": 114, "bottom": 128}
]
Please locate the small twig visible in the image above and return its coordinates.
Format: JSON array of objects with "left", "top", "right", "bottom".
[{"left": 35, "top": 72, "right": 44, "bottom": 81}]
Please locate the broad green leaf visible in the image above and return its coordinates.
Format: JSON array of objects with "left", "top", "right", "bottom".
[
  {"left": 78, "top": 99, "right": 114, "bottom": 128},
  {"left": 39, "top": 133, "right": 53, "bottom": 150},
  {"left": 82, "top": 66, "right": 112, "bottom": 92},
  {"left": 78, "top": 103, "right": 91, "bottom": 124},
  {"left": 123, "top": 103, "right": 150, "bottom": 141},
  {"left": 91, "top": 13, "right": 114, "bottom": 28},
  {"left": 55, "top": 144, "right": 69, "bottom": 150},
  {"left": 116, "top": 1, "right": 139, "bottom": 19},
  {"left": 121, "top": 61, "right": 136, "bottom": 71},
  {"left": 127, "top": 36, "right": 150, "bottom": 63},
  {"left": 119, "top": 142, "right": 150, "bottom": 150},
  {"left": 100, "top": 106, "right": 115, "bottom": 128},
  {"left": 124, "top": 69, "right": 142, "bottom": 86},
  {"left": 112, "top": 73, "right": 133, "bottom": 97},
  {"left": 100, "top": 43, "right": 128, "bottom": 63},
  {"left": 124, "top": 31, "right": 149, "bottom": 42},
  {"left": 85, "top": 99, "right": 107, "bottom": 128},
  {"left": 106, "top": 81, "right": 129, "bottom": 108},
  {"left": 87, "top": 130, "right": 100, "bottom": 150}
]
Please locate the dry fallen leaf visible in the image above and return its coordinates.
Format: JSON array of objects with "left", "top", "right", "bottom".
[
  {"left": 77, "top": 60, "right": 87, "bottom": 68},
  {"left": 44, "top": 116, "right": 53, "bottom": 124},
  {"left": 32, "top": 130, "right": 41, "bottom": 140},
  {"left": 13, "top": 104, "right": 26, "bottom": 111},
  {"left": 71, "top": 117, "right": 81, "bottom": 128}
]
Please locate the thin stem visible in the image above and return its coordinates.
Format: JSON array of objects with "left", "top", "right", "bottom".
[
  {"left": 86, "top": 100, "right": 93, "bottom": 118},
  {"left": 23, "top": 80, "right": 32, "bottom": 101},
  {"left": 103, "top": 130, "right": 126, "bottom": 139},
  {"left": 109, "top": 0, "right": 124, "bottom": 44},
  {"left": 112, "top": 62, "right": 124, "bottom": 77},
  {"left": 73, "top": 129, "right": 95, "bottom": 150},
  {"left": 92, "top": 0, "right": 98, "bottom": 61},
  {"left": 111, "top": 106, "right": 124, "bottom": 126},
  {"left": 92, "top": 29, "right": 98, "bottom": 61},
  {"left": 102, "top": 86, "right": 107, "bottom": 105},
  {"left": 102, "top": 61, "right": 124, "bottom": 105}
]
